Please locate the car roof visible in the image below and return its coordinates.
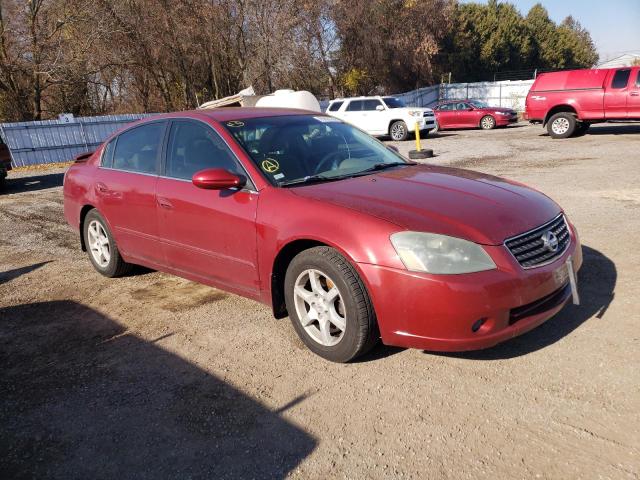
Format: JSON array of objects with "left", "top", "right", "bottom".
[
  {"left": 137, "top": 107, "right": 322, "bottom": 123},
  {"left": 330, "top": 96, "right": 392, "bottom": 102}
]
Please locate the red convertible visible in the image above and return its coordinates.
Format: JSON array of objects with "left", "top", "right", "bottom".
[
  {"left": 63, "top": 108, "right": 581, "bottom": 362},
  {"left": 433, "top": 100, "right": 518, "bottom": 131}
]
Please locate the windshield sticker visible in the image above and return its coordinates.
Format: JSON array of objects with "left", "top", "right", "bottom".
[
  {"left": 273, "top": 173, "right": 285, "bottom": 180},
  {"left": 226, "top": 120, "right": 244, "bottom": 127},
  {"left": 314, "top": 116, "right": 340, "bottom": 123},
  {"left": 261, "top": 158, "right": 280, "bottom": 173}
]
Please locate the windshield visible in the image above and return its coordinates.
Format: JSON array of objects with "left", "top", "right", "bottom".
[
  {"left": 382, "top": 97, "right": 406, "bottom": 109},
  {"left": 222, "top": 115, "right": 411, "bottom": 186},
  {"left": 469, "top": 100, "right": 490, "bottom": 108}
]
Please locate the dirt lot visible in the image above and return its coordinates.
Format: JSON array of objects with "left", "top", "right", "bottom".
[{"left": 1, "top": 122, "right": 639, "bottom": 479}]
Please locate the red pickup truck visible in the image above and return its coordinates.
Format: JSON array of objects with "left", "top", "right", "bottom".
[{"left": 525, "top": 67, "right": 640, "bottom": 138}]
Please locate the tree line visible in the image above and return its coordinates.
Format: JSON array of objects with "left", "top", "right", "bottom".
[{"left": 0, "top": 0, "right": 598, "bottom": 122}]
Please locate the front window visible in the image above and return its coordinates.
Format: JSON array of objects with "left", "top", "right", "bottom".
[
  {"left": 382, "top": 97, "right": 406, "bottom": 109},
  {"left": 222, "top": 115, "right": 411, "bottom": 187},
  {"left": 469, "top": 100, "right": 489, "bottom": 108},
  {"left": 611, "top": 69, "right": 631, "bottom": 89}
]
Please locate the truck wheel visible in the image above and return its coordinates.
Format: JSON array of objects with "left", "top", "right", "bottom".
[
  {"left": 389, "top": 121, "right": 408, "bottom": 141},
  {"left": 83, "top": 209, "right": 132, "bottom": 277},
  {"left": 480, "top": 115, "right": 496, "bottom": 130},
  {"left": 547, "top": 112, "right": 576, "bottom": 139},
  {"left": 284, "top": 246, "right": 379, "bottom": 362}
]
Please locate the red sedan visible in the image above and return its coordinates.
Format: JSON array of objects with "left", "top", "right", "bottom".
[
  {"left": 63, "top": 108, "right": 581, "bottom": 362},
  {"left": 433, "top": 100, "right": 518, "bottom": 131}
]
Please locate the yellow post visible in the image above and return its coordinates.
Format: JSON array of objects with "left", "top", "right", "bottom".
[{"left": 414, "top": 122, "right": 421, "bottom": 152}]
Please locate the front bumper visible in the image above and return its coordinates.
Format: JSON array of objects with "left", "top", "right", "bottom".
[
  {"left": 358, "top": 231, "right": 582, "bottom": 351},
  {"left": 411, "top": 118, "right": 436, "bottom": 131}
]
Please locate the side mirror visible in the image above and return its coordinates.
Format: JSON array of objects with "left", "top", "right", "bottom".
[
  {"left": 192, "top": 168, "right": 245, "bottom": 190},
  {"left": 376, "top": 105, "right": 385, "bottom": 111},
  {"left": 466, "top": 107, "right": 474, "bottom": 111}
]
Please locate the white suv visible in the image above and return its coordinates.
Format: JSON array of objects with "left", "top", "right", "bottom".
[{"left": 326, "top": 96, "right": 436, "bottom": 141}]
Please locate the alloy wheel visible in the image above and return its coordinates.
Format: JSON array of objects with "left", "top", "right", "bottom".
[
  {"left": 391, "top": 123, "right": 406, "bottom": 141},
  {"left": 552, "top": 117, "right": 570, "bottom": 136},
  {"left": 87, "top": 220, "right": 111, "bottom": 267},
  {"left": 293, "top": 269, "right": 346, "bottom": 347}
]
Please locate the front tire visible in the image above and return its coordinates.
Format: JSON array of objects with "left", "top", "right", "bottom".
[
  {"left": 480, "top": 115, "right": 496, "bottom": 130},
  {"left": 547, "top": 112, "right": 576, "bottom": 139},
  {"left": 284, "top": 247, "right": 379, "bottom": 362},
  {"left": 389, "top": 120, "right": 408, "bottom": 141},
  {"left": 83, "top": 209, "right": 132, "bottom": 277}
]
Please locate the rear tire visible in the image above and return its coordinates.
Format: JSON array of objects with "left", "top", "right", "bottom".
[
  {"left": 284, "top": 246, "right": 379, "bottom": 362},
  {"left": 83, "top": 209, "right": 132, "bottom": 277},
  {"left": 389, "top": 121, "right": 408, "bottom": 141},
  {"left": 547, "top": 112, "right": 576, "bottom": 139},
  {"left": 480, "top": 115, "right": 496, "bottom": 130}
]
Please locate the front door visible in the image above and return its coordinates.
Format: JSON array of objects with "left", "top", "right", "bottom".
[
  {"left": 94, "top": 121, "right": 167, "bottom": 264},
  {"left": 156, "top": 119, "right": 260, "bottom": 297},
  {"left": 628, "top": 68, "right": 640, "bottom": 118},
  {"left": 604, "top": 68, "right": 632, "bottom": 119}
]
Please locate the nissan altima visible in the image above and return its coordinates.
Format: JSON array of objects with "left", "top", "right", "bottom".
[{"left": 63, "top": 108, "right": 582, "bottom": 362}]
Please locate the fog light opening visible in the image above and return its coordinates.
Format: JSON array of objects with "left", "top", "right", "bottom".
[{"left": 471, "top": 317, "right": 487, "bottom": 333}]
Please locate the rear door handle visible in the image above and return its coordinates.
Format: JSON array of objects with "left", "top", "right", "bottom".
[
  {"left": 157, "top": 197, "right": 174, "bottom": 209},
  {"left": 630, "top": 91, "right": 639, "bottom": 96}
]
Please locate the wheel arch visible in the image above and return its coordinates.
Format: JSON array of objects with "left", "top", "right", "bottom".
[
  {"left": 79, "top": 204, "right": 96, "bottom": 251},
  {"left": 543, "top": 105, "right": 577, "bottom": 126},
  {"left": 387, "top": 119, "right": 405, "bottom": 134},
  {"left": 270, "top": 239, "right": 331, "bottom": 319}
]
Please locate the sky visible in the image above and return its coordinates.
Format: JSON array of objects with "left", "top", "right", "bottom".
[{"left": 461, "top": 0, "right": 640, "bottom": 61}]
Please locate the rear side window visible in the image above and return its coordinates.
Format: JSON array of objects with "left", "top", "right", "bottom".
[
  {"left": 101, "top": 139, "right": 115, "bottom": 168},
  {"left": 438, "top": 104, "right": 453, "bottom": 111},
  {"left": 611, "top": 69, "right": 631, "bottom": 89},
  {"left": 165, "top": 120, "right": 245, "bottom": 182},
  {"left": 362, "top": 100, "right": 382, "bottom": 111},
  {"left": 636, "top": 71, "right": 640, "bottom": 87},
  {"left": 346, "top": 100, "right": 364, "bottom": 111},
  {"left": 112, "top": 122, "right": 165, "bottom": 174},
  {"left": 328, "top": 101, "right": 343, "bottom": 112}
]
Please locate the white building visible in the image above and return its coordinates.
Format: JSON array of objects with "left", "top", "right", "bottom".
[{"left": 597, "top": 53, "right": 640, "bottom": 69}]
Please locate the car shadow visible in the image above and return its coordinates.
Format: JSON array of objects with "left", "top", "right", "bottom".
[
  {"left": 0, "top": 300, "right": 316, "bottom": 478},
  {"left": 2, "top": 172, "right": 65, "bottom": 194},
  {"left": 0, "top": 261, "right": 51, "bottom": 285},
  {"left": 427, "top": 245, "right": 615, "bottom": 360}
]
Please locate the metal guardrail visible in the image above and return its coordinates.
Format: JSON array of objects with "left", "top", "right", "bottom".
[{"left": 0, "top": 114, "right": 151, "bottom": 167}]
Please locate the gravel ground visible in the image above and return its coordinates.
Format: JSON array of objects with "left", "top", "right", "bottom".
[{"left": 1, "top": 122, "right": 639, "bottom": 479}]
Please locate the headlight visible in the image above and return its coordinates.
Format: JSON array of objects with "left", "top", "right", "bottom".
[
  {"left": 390, "top": 232, "right": 496, "bottom": 274},
  {"left": 407, "top": 110, "right": 423, "bottom": 117}
]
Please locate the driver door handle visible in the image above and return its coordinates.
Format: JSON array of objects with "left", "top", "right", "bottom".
[{"left": 157, "top": 197, "right": 174, "bottom": 209}]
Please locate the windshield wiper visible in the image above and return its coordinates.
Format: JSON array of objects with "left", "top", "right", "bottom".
[
  {"left": 279, "top": 174, "right": 346, "bottom": 187},
  {"left": 352, "top": 161, "right": 416, "bottom": 176}
]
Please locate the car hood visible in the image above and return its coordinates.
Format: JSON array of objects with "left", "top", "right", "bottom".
[
  {"left": 393, "top": 107, "right": 433, "bottom": 114},
  {"left": 290, "top": 165, "right": 561, "bottom": 245}
]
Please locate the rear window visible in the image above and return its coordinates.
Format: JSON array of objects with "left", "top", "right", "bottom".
[
  {"left": 101, "top": 139, "right": 115, "bottom": 168},
  {"left": 112, "top": 122, "right": 165, "bottom": 174},
  {"left": 611, "top": 69, "right": 631, "bottom": 89},
  {"left": 328, "top": 101, "right": 343, "bottom": 112},
  {"left": 345, "top": 100, "right": 364, "bottom": 111}
]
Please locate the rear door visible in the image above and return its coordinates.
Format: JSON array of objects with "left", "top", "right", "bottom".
[
  {"left": 95, "top": 121, "right": 167, "bottom": 264},
  {"left": 435, "top": 103, "right": 457, "bottom": 128},
  {"left": 604, "top": 68, "right": 632, "bottom": 119},
  {"left": 340, "top": 100, "right": 368, "bottom": 131},
  {"left": 155, "top": 119, "right": 260, "bottom": 297}
]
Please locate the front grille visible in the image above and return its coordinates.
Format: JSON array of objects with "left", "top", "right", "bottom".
[
  {"left": 423, "top": 111, "right": 434, "bottom": 117},
  {"left": 505, "top": 214, "right": 570, "bottom": 268}
]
